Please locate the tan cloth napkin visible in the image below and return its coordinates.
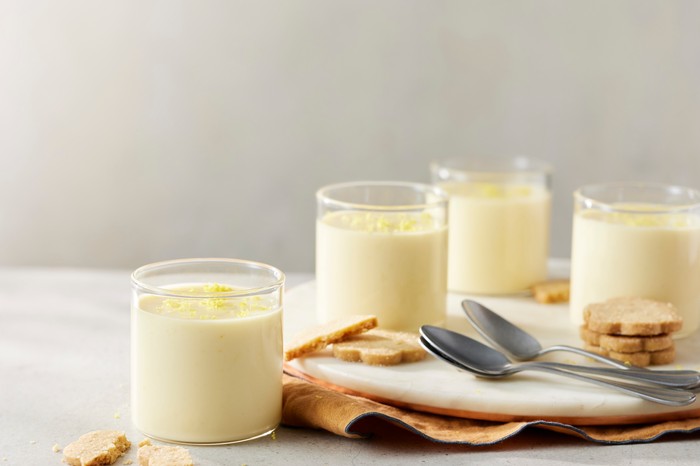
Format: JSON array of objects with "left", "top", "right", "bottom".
[{"left": 282, "top": 374, "right": 700, "bottom": 444}]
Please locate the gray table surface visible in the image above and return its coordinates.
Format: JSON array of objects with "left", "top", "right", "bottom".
[{"left": 2, "top": 267, "right": 699, "bottom": 465}]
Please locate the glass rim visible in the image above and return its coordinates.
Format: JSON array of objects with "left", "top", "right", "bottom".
[
  {"left": 430, "top": 156, "right": 552, "bottom": 177},
  {"left": 131, "top": 257, "right": 285, "bottom": 298},
  {"left": 574, "top": 182, "right": 700, "bottom": 214},
  {"left": 316, "top": 180, "right": 449, "bottom": 212}
]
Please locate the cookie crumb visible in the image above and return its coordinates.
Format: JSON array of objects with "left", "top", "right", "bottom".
[
  {"left": 138, "top": 443, "right": 193, "bottom": 466},
  {"left": 52, "top": 443, "right": 61, "bottom": 453}
]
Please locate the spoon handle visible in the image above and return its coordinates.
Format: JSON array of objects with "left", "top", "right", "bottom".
[
  {"left": 539, "top": 344, "right": 637, "bottom": 370},
  {"left": 521, "top": 364, "right": 696, "bottom": 406},
  {"left": 538, "top": 361, "right": 700, "bottom": 388}
]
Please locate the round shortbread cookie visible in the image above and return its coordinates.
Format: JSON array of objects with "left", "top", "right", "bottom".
[
  {"left": 583, "top": 343, "right": 676, "bottom": 367},
  {"left": 582, "top": 297, "right": 682, "bottom": 336},
  {"left": 579, "top": 326, "right": 674, "bottom": 353},
  {"left": 332, "top": 329, "right": 425, "bottom": 366}
]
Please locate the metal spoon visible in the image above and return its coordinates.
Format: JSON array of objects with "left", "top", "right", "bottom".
[
  {"left": 461, "top": 300, "right": 700, "bottom": 388},
  {"left": 420, "top": 325, "right": 696, "bottom": 406},
  {"left": 462, "top": 299, "right": 632, "bottom": 368}
]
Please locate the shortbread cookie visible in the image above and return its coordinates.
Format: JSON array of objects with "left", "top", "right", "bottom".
[
  {"left": 531, "top": 279, "right": 570, "bottom": 304},
  {"left": 583, "top": 297, "right": 683, "bottom": 336},
  {"left": 284, "top": 315, "right": 378, "bottom": 361},
  {"left": 137, "top": 440, "right": 193, "bottom": 466},
  {"left": 63, "top": 430, "right": 130, "bottom": 466},
  {"left": 584, "top": 343, "right": 676, "bottom": 367},
  {"left": 579, "top": 326, "right": 674, "bottom": 353},
  {"left": 332, "top": 329, "right": 425, "bottom": 366}
]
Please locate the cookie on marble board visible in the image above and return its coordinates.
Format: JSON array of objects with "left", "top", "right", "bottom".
[
  {"left": 284, "top": 315, "right": 378, "bottom": 361},
  {"left": 583, "top": 343, "right": 676, "bottom": 367},
  {"left": 579, "top": 326, "right": 674, "bottom": 353},
  {"left": 332, "top": 329, "right": 426, "bottom": 366},
  {"left": 583, "top": 297, "right": 682, "bottom": 336}
]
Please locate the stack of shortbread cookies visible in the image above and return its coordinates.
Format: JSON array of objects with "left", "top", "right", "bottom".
[{"left": 579, "top": 297, "right": 683, "bottom": 367}]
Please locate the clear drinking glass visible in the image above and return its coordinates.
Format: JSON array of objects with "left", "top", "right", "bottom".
[
  {"left": 431, "top": 157, "right": 552, "bottom": 295},
  {"left": 570, "top": 183, "right": 700, "bottom": 338},
  {"left": 316, "top": 181, "right": 448, "bottom": 332},
  {"left": 131, "top": 258, "right": 284, "bottom": 444}
]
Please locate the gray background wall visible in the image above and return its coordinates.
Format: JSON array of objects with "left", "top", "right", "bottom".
[{"left": 2, "top": 1, "right": 699, "bottom": 272}]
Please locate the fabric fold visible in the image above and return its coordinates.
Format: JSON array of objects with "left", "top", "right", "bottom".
[{"left": 282, "top": 374, "right": 700, "bottom": 444}]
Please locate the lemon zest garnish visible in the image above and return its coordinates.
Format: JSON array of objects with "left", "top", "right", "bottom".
[
  {"left": 162, "top": 299, "right": 182, "bottom": 309},
  {"left": 332, "top": 211, "right": 438, "bottom": 233},
  {"left": 511, "top": 185, "right": 532, "bottom": 197},
  {"left": 478, "top": 183, "right": 504, "bottom": 198},
  {"left": 145, "top": 283, "right": 276, "bottom": 320},
  {"left": 202, "top": 298, "right": 226, "bottom": 309},
  {"left": 203, "top": 283, "right": 234, "bottom": 293}
]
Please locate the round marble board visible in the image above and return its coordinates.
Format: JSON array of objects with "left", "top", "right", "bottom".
[{"left": 283, "top": 260, "right": 700, "bottom": 425}]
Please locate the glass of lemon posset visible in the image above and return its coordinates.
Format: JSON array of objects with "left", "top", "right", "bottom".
[
  {"left": 431, "top": 157, "right": 552, "bottom": 295},
  {"left": 570, "top": 183, "right": 700, "bottom": 337},
  {"left": 131, "top": 258, "right": 284, "bottom": 444},
  {"left": 316, "top": 181, "right": 448, "bottom": 332}
]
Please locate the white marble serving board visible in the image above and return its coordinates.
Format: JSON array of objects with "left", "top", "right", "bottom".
[{"left": 283, "top": 260, "right": 700, "bottom": 425}]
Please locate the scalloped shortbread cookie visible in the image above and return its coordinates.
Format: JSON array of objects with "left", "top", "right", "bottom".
[
  {"left": 583, "top": 297, "right": 682, "bottom": 336},
  {"left": 579, "top": 326, "right": 674, "bottom": 353},
  {"left": 332, "top": 329, "right": 425, "bottom": 366},
  {"left": 584, "top": 343, "right": 676, "bottom": 367}
]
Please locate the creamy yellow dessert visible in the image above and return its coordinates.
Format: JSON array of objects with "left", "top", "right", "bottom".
[
  {"left": 316, "top": 211, "right": 447, "bottom": 332},
  {"left": 438, "top": 182, "right": 551, "bottom": 294},
  {"left": 131, "top": 283, "right": 282, "bottom": 443}
]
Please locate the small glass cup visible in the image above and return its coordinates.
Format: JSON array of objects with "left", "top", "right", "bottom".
[
  {"left": 431, "top": 156, "right": 552, "bottom": 295},
  {"left": 131, "top": 258, "right": 284, "bottom": 444},
  {"left": 570, "top": 183, "right": 700, "bottom": 338},
  {"left": 316, "top": 181, "right": 448, "bottom": 332}
]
